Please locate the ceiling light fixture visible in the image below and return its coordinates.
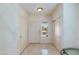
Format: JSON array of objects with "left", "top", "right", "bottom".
[{"left": 37, "top": 7, "right": 43, "bottom": 12}]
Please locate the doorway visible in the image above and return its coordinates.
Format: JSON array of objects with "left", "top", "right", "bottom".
[{"left": 40, "top": 22, "right": 49, "bottom": 43}]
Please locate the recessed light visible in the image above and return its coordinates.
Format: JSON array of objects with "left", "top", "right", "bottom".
[{"left": 37, "top": 7, "right": 43, "bottom": 12}]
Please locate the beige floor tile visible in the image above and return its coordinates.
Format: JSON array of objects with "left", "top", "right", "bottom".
[{"left": 22, "top": 44, "right": 60, "bottom": 55}]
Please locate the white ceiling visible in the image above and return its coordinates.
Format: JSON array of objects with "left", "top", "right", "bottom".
[{"left": 21, "top": 3, "right": 58, "bottom": 15}]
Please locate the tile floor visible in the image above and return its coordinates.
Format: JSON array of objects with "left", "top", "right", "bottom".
[{"left": 22, "top": 44, "right": 60, "bottom": 55}]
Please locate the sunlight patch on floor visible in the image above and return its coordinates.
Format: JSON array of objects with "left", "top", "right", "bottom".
[{"left": 41, "top": 48, "right": 48, "bottom": 55}]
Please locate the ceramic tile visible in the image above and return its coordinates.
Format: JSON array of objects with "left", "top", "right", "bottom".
[{"left": 22, "top": 44, "right": 60, "bottom": 55}]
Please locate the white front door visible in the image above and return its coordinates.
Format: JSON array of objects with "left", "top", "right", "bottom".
[{"left": 40, "top": 22, "right": 49, "bottom": 43}]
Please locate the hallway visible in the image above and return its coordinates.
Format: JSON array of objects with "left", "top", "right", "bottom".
[
  {"left": 14, "top": 3, "right": 63, "bottom": 55},
  {"left": 21, "top": 44, "right": 60, "bottom": 55},
  {"left": 0, "top": 3, "right": 63, "bottom": 55},
  {"left": 0, "top": 3, "right": 79, "bottom": 55}
]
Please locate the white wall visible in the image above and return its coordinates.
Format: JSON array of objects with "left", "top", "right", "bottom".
[
  {"left": 16, "top": 4, "right": 29, "bottom": 54},
  {"left": 63, "top": 4, "right": 79, "bottom": 48},
  {"left": 0, "top": 4, "right": 17, "bottom": 55},
  {"left": 51, "top": 4, "right": 63, "bottom": 51},
  {"left": 75, "top": 4, "right": 79, "bottom": 48},
  {"left": 29, "top": 13, "right": 53, "bottom": 43},
  {"left": 0, "top": 4, "right": 29, "bottom": 55}
]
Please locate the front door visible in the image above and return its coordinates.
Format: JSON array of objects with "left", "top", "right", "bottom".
[{"left": 40, "top": 22, "right": 49, "bottom": 43}]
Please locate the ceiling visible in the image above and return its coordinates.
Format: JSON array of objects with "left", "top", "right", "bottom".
[{"left": 21, "top": 3, "right": 58, "bottom": 15}]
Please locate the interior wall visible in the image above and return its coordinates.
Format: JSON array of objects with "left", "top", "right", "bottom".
[
  {"left": 0, "top": 4, "right": 17, "bottom": 55},
  {"left": 16, "top": 4, "right": 29, "bottom": 54},
  {"left": 28, "top": 13, "right": 53, "bottom": 43},
  {"left": 63, "top": 3, "right": 79, "bottom": 48},
  {"left": 51, "top": 4, "right": 63, "bottom": 51},
  {"left": 75, "top": 4, "right": 79, "bottom": 48}
]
